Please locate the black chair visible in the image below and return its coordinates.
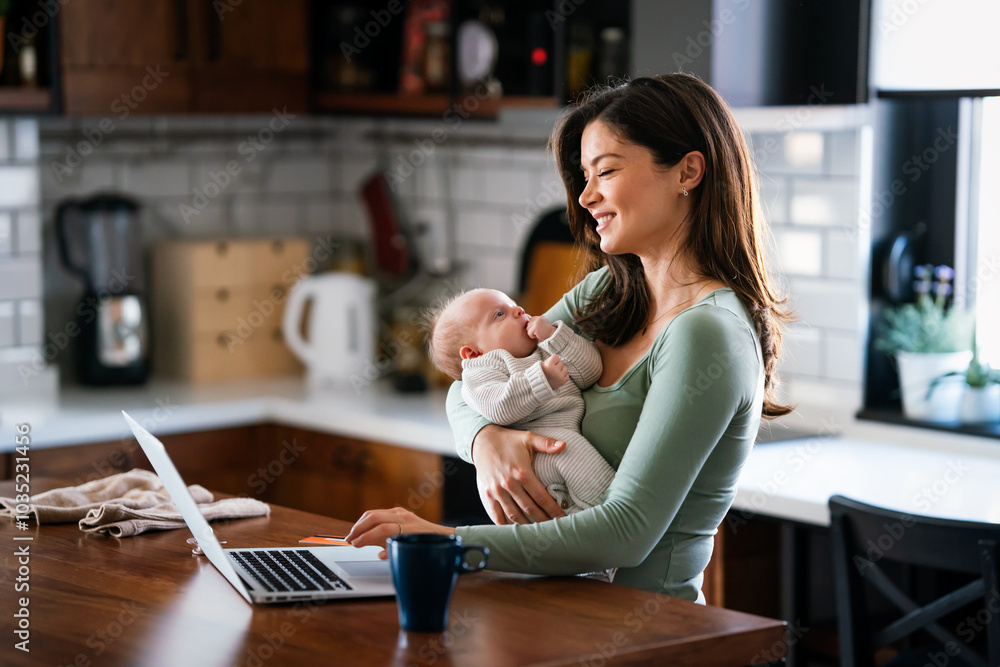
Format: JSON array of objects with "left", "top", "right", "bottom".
[{"left": 829, "top": 495, "right": 1000, "bottom": 667}]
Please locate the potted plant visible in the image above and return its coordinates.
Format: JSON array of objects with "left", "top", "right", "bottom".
[
  {"left": 874, "top": 265, "right": 973, "bottom": 422},
  {"left": 927, "top": 333, "right": 1000, "bottom": 424}
]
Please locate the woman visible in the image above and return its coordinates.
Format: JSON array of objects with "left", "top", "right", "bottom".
[{"left": 347, "top": 73, "right": 792, "bottom": 603}]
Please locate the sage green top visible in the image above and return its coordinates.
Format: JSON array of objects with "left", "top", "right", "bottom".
[{"left": 448, "top": 266, "right": 764, "bottom": 602}]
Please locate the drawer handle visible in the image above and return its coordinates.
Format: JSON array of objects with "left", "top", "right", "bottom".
[
  {"left": 216, "top": 288, "right": 229, "bottom": 302},
  {"left": 271, "top": 239, "right": 284, "bottom": 254},
  {"left": 217, "top": 332, "right": 231, "bottom": 347},
  {"left": 271, "top": 285, "right": 285, "bottom": 300},
  {"left": 272, "top": 328, "right": 283, "bottom": 342},
  {"left": 215, "top": 241, "right": 228, "bottom": 257}
]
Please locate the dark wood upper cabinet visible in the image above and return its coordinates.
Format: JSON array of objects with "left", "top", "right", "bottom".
[
  {"left": 59, "top": 0, "right": 308, "bottom": 115},
  {"left": 188, "top": 0, "right": 308, "bottom": 113}
]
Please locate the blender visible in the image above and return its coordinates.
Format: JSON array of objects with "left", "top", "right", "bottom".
[{"left": 56, "top": 194, "right": 150, "bottom": 385}]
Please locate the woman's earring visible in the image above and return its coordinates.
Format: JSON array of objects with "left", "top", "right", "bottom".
[{"left": 681, "top": 186, "right": 689, "bottom": 197}]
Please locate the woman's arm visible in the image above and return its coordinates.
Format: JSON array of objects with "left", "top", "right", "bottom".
[
  {"left": 452, "top": 306, "right": 761, "bottom": 574},
  {"left": 353, "top": 305, "right": 760, "bottom": 575}
]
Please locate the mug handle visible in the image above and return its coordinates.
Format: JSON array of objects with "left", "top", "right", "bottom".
[{"left": 458, "top": 546, "right": 489, "bottom": 574}]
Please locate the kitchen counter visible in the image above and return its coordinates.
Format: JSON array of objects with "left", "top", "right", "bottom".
[
  {"left": 0, "top": 378, "right": 454, "bottom": 455},
  {"left": 4, "top": 377, "right": 998, "bottom": 528}
]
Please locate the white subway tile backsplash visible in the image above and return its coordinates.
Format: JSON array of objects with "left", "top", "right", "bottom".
[
  {"left": 779, "top": 325, "right": 822, "bottom": 377},
  {"left": 825, "top": 331, "right": 863, "bottom": 383},
  {"left": 302, "top": 198, "right": 339, "bottom": 234},
  {"left": 14, "top": 210, "right": 41, "bottom": 255},
  {"left": 269, "top": 157, "right": 330, "bottom": 193},
  {"left": 789, "top": 178, "right": 858, "bottom": 227},
  {"left": 0, "top": 302, "right": 14, "bottom": 347},
  {"left": 783, "top": 132, "right": 825, "bottom": 170},
  {"left": 17, "top": 300, "right": 42, "bottom": 346},
  {"left": 752, "top": 133, "right": 822, "bottom": 175},
  {"left": 826, "top": 131, "right": 858, "bottom": 177},
  {"left": 825, "top": 228, "right": 862, "bottom": 281},
  {"left": 451, "top": 166, "right": 482, "bottom": 204},
  {"left": 482, "top": 168, "right": 533, "bottom": 206},
  {"left": 788, "top": 278, "right": 861, "bottom": 333},
  {"left": 40, "top": 161, "right": 116, "bottom": 198},
  {"left": 0, "top": 166, "right": 40, "bottom": 208},
  {"left": 458, "top": 249, "right": 516, "bottom": 294},
  {"left": 14, "top": 119, "right": 40, "bottom": 161},
  {"left": 0, "top": 213, "right": 11, "bottom": 255},
  {"left": 774, "top": 228, "right": 823, "bottom": 276},
  {"left": 122, "top": 160, "right": 190, "bottom": 198},
  {"left": 414, "top": 157, "right": 446, "bottom": 201},
  {"left": 759, "top": 176, "right": 787, "bottom": 224},
  {"left": 0, "top": 256, "right": 42, "bottom": 300}
]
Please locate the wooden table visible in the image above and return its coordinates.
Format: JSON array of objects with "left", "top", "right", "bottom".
[{"left": 1, "top": 481, "right": 784, "bottom": 666}]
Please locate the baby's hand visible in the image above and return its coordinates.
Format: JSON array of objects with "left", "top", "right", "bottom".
[
  {"left": 542, "top": 355, "right": 569, "bottom": 390},
  {"left": 527, "top": 315, "right": 557, "bottom": 342}
]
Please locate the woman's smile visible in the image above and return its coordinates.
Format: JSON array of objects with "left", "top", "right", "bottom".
[{"left": 594, "top": 212, "right": 616, "bottom": 233}]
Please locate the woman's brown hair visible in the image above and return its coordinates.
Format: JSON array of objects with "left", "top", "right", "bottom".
[{"left": 550, "top": 73, "right": 793, "bottom": 418}]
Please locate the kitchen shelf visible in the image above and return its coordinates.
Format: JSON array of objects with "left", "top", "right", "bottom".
[
  {"left": 312, "top": 91, "right": 558, "bottom": 118},
  {"left": 0, "top": 87, "right": 53, "bottom": 112}
]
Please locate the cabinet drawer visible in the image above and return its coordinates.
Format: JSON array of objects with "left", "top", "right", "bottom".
[
  {"left": 187, "top": 240, "right": 256, "bottom": 287},
  {"left": 251, "top": 238, "right": 311, "bottom": 286},
  {"left": 190, "top": 286, "right": 255, "bottom": 333}
]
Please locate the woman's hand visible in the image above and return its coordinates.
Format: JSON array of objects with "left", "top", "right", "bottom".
[
  {"left": 472, "top": 425, "right": 567, "bottom": 525},
  {"left": 346, "top": 507, "right": 454, "bottom": 559}
]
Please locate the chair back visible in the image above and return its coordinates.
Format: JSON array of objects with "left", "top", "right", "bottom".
[{"left": 829, "top": 495, "right": 1000, "bottom": 667}]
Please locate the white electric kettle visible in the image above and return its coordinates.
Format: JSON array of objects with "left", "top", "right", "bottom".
[{"left": 282, "top": 273, "right": 377, "bottom": 390}]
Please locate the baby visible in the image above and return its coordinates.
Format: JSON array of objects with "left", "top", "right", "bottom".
[{"left": 426, "top": 288, "right": 616, "bottom": 517}]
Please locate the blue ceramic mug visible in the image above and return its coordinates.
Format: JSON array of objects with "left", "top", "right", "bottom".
[{"left": 387, "top": 533, "right": 489, "bottom": 632}]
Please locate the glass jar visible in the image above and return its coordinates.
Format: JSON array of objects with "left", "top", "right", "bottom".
[{"left": 423, "top": 21, "right": 451, "bottom": 93}]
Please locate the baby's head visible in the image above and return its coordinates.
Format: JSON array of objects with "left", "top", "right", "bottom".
[{"left": 426, "top": 288, "right": 537, "bottom": 379}]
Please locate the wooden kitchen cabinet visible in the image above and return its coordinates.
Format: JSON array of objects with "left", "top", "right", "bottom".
[
  {"left": 258, "top": 424, "right": 444, "bottom": 524},
  {"left": 8, "top": 423, "right": 443, "bottom": 525},
  {"left": 151, "top": 238, "right": 308, "bottom": 384},
  {"left": 22, "top": 426, "right": 259, "bottom": 494},
  {"left": 188, "top": 0, "right": 309, "bottom": 112},
  {"left": 59, "top": 0, "right": 308, "bottom": 115},
  {"left": 59, "top": 0, "right": 193, "bottom": 114}
]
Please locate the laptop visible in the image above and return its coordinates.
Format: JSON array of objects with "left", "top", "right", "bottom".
[{"left": 122, "top": 411, "right": 395, "bottom": 605}]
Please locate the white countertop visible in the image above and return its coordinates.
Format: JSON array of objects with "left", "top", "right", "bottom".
[
  {"left": 4, "top": 377, "right": 998, "bottom": 527},
  {"left": 0, "top": 378, "right": 455, "bottom": 456},
  {"left": 733, "top": 435, "right": 1000, "bottom": 526}
]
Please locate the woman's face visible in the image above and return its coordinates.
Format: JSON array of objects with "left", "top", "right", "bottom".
[{"left": 578, "top": 120, "right": 689, "bottom": 257}]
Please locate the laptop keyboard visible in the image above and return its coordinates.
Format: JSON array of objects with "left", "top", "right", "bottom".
[{"left": 230, "top": 550, "right": 352, "bottom": 593}]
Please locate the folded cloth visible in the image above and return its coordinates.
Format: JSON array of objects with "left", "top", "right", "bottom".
[
  {"left": 80, "top": 496, "right": 270, "bottom": 537},
  {"left": 0, "top": 469, "right": 269, "bottom": 537}
]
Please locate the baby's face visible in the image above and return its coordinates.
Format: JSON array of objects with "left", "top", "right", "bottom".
[{"left": 461, "top": 290, "right": 537, "bottom": 359}]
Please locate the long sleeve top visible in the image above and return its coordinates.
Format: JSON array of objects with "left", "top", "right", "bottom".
[{"left": 447, "top": 267, "right": 764, "bottom": 601}]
